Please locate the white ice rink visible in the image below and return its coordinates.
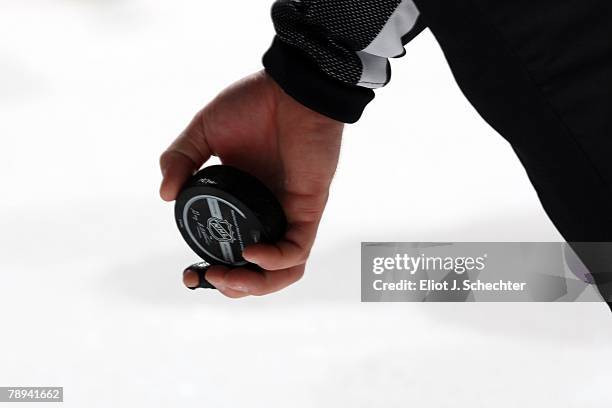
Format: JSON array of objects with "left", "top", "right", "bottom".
[{"left": 1, "top": 1, "right": 611, "bottom": 406}]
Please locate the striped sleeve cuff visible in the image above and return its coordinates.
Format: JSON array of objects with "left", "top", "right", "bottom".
[
  {"left": 263, "top": 0, "right": 426, "bottom": 123},
  {"left": 263, "top": 37, "right": 375, "bottom": 124}
]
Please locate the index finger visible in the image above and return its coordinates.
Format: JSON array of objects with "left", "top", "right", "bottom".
[
  {"left": 204, "top": 264, "right": 306, "bottom": 297},
  {"left": 159, "top": 110, "right": 213, "bottom": 201}
]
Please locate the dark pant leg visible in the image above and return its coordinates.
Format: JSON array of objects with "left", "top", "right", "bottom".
[{"left": 413, "top": 0, "right": 612, "bottom": 308}]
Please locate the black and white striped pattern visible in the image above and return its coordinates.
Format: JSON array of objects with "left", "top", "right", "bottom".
[{"left": 271, "top": 0, "right": 421, "bottom": 89}]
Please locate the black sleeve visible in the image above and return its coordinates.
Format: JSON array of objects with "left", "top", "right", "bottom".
[{"left": 262, "top": 0, "right": 427, "bottom": 123}]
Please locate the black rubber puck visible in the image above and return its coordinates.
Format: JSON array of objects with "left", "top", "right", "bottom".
[{"left": 175, "top": 165, "right": 287, "bottom": 267}]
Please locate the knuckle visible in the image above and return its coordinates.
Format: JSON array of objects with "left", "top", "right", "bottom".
[
  {"left": 293, "top": 268, "right": 305, "bottom": 283},
  {"left": 159, "top": 150, "right": 172, "bottom": 167},
  {"left": 294, "top": 250, "right": 310, "bottom": 265}
]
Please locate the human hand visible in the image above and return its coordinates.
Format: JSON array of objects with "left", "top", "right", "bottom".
[{"left": 160, "top": 71, "right": 344, "bottom": 298}]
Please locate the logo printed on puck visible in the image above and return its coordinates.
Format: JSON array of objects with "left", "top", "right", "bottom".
[
  {"left": 207, "top": 217, "right": 235, "bottom": 243},
  {"left": 176, "top": 166, "right": 287, "bottom": 267}
]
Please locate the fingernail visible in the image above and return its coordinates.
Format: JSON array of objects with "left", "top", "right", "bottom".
[
  {"left": 183, "top": 269, "right": 200, "bottom": 289},
  {"left": 227, "top": 283, "right": 249, "bottom": 293},
  {"left": 242, "top": 252, "right": 257, "bottom": 263},
  {"left": 208, "top": 279, "right": 226, "bottom": 291}
]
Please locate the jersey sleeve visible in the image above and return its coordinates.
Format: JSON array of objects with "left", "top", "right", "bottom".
[{"left": 262, "top": 0, "right": 426, "bottom": 123}]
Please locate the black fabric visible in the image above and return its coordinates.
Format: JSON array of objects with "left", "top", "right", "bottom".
[
  {"left": 271, "top": 0, "right": 403, "bottom": 84},
  {"left": 413, "top": 0, "right": 612, "bottom": 307},
  {"left": 399, "top": 15, "right": 427, "bottom": 54},
  {"left": 264, "top": 0, "right": 427, "bottom": 122},
  {"left": 263, "top": 36, "right": 374, "bottom": 123}
]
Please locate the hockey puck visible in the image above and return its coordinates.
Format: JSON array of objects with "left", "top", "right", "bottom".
[{"left": 175, "top": 165, "right": 287, "bottom": 268}]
